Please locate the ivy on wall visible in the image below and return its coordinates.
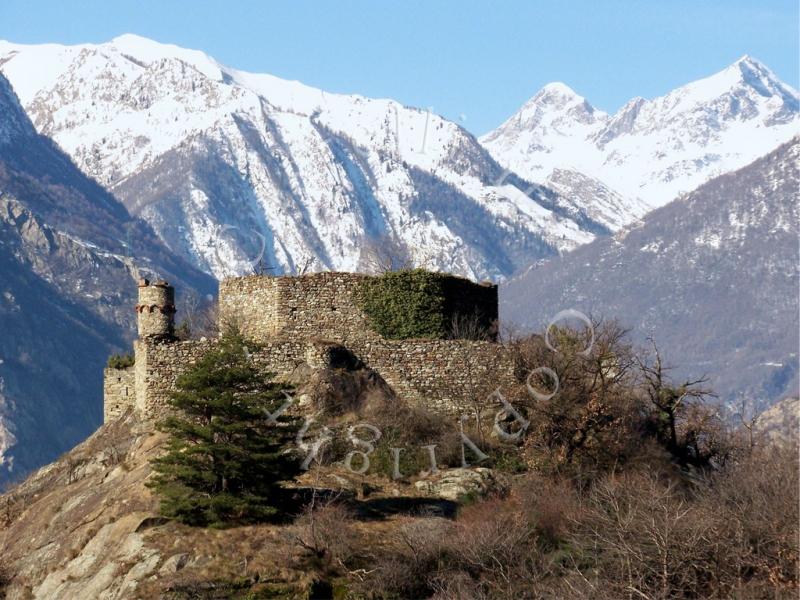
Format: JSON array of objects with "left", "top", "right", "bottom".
[{"left": 358, "top": 269, "right": 450, "bottom": 339}]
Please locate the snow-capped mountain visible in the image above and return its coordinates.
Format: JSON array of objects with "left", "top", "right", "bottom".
[
  {"left": 502, "top": 138, "right": 800, "bottom": 408},
  {"left": 0, "top": 71, "right": 214, "bottom": 485},
  {"left": 482, "top": 57, "right": 799, "bottom": 228},
  {"left": 0, "top": 34, "right": 603, "bottom": 281}
]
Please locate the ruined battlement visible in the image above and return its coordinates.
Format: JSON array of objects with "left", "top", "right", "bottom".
[
  {"left": 218, "top": 271, "right": 499, "bottom": 345},
  {"left": 104, "top": 272, "right": 515, "bottom": 423}
]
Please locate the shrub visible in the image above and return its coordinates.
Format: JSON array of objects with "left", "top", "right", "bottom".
[
  {"left": 515, "top": 474, "right": 578, "bottom": 549},
  {"left": 293, "top": 499, "right": 360, "bottom": 569},
  {"left": 106, "top": 353, "right": 134, "bottom": 369},
  {"left": 697, "top": 442, "right": 799, "bottom": 595},
  {"left": 506, "top": 321, "right": 735, "bottom": 482},
  {"left": 357, "top": 519, "right": 452, "bottom": 599},
  {"left": 348, "top": 433, "right": 798, "bottom": 599},
  {"left": 490, "top": 446, "right": 529, "bottom": 474},
  {"left": 560, "top": 447, "right": 799, "bottom": 599},
  {"left": 510, "top": 323, "right": 650, "bottom": 482},
  {"left": 358, "top": 397, "right": 464, "bottom": 476}
]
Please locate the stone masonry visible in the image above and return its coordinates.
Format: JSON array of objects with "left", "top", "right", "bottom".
[
  {"left": 135, "top": 278, "right": 175, "bottom": 338},
  {"left": 104, "top": 272, "right": 518, "bottom": 422},
  {"left": 103, "top": 366, "right": 135, "bottom": 422}
]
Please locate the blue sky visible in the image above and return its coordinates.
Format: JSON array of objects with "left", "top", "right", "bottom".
[{"left": 1, "top": 1, "right": 797, "bottom": 134}]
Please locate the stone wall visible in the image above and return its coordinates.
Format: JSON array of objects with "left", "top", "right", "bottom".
[
  {"left": 357, "top": 339, "right": 516, "bottom": 414},
  {"left": 132, "top": 337, "right": 314, "bottom": 420},
  {"left": 134, "top": 338, "right": 214, "bottom": 419},
  {"left": 129, "top": 336, "right": 516, "bottom": 420},
  {"left": 103, "top": 366, "right": 135, "bottom": 422},
  {"left": 216, "top": 272, "right": 513, "bottom": 414},
  {"left": 218, "top": 275, "right": 281, "bottom": 339},
  {"left": 220, "top": 272, "right": 373, "bottom": 345}
]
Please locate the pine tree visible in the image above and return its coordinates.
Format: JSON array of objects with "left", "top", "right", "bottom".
[{"left": 147, "top": 326, "right": 298, "bottom": 526}]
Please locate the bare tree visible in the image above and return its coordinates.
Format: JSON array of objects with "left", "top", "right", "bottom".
[
  {"left": 637, "top": 338, "right": 715, "bottom": 465},
  {"left": 509, "top": 320, "right": 645, "bottom": 475},
  {"left": 291, "top": 449, "right": 359, "bottom": 574},
  {"left": 297, "top": 254, "right": 316, "bottom": 275},
  {"left": 358, "top": 234, "right": 413, "bottom": 274},
  {"left": 448, "top": 312, "right": 494, "bottom": 342},
  {"left": 251, "top": 256, "right": 277, "bottom": 276},
  {"left": 175, "top": 290, "right": 218, "bottom": 340},
  {"left": 733, "top": 394, "right": 762, "bottom": 452},
  {"left": 497, "top": 320, "right": 524, "bottom": 345}
]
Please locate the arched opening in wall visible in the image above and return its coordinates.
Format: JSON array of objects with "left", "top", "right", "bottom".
[{"left": 328, "top": 345, "right": 360, "bottom": 370}]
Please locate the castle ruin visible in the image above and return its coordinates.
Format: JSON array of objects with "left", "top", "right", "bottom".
[{"left": 104, "top": 272, "right": 517, "bottom": 422}]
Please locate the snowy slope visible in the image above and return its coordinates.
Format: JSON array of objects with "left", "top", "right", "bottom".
[
  {"left": 502, "top": 138, "right": 800, "bottom": 408},
  {"left": 481, "top": 57, "right": 799, "bottom": 228},
  {"left": 0, "top": 70, "right": 34, "bottom": 145},
  {"left": 0, "top": 35, "right": 602, "bottom": 281}
]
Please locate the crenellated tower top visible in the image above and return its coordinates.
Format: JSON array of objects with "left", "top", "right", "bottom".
[{"left": 135, "top": 278, "right": 176, "bottom": 338}]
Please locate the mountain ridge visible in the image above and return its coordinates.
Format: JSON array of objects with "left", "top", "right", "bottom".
[
  {"left": 481, "top": 55, "right": 799, "bottom": 229},
  {"left": 0, "top": 35, "right": 604, "bottom": 282}
]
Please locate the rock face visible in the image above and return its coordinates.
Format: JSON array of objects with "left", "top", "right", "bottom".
[
  {"left": 414, "top": 467, "right": 499, "bottom": 501},
  {"left": 0, "top": 414, "right": 162, "bottom": 600},
  {"left": 481, "top": 56, "right": 799, "bottom": 229},
  {"left": 0, "top": 72, "right": 214, "bottom": 485},
  {"left": 502, "top": 139, "right": 800, "bottom": 408},
  {"left": 756, "top": 397, "right": 800, "bottom": 444},
  {"left": 0, "top": 34, "right": 605, "bottom": 282}
]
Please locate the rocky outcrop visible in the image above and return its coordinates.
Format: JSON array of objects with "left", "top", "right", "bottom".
[
  {"left": 414, "top": 467, "right": 501, "bottom": 501},
  {"left": 0, "top": 409, "right": 495, "bottom": 598}
]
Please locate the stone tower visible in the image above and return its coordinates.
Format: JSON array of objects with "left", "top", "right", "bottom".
[{"left": 136, "top": 278, "right": 175, "bottom": 338}]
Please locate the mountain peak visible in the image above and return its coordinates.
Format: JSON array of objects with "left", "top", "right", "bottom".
[
  {"left": 684, "top": 54, "right": 800, "bottom": 104},
  {"left": 109, "top": 32, "right": 155, "bottom": 47},
  {"left": 732, "top": 54, "right": 775, "bottom": 74},
  {"left": 729, "top": 54, "right": 777, "bottom": 81},
  {"left": 533, "top": 82, "right": 586, "bottom": 105},
  {"left": 482, "top": 55, "right": 799, "bottom": 217},
  {"left": 539, "top": 81, "right": 579, "bottom": 96},
  {"left": 0, "top": 35, "right": 594, "bottom": 283},
  {"left": 735, "top": 55, "right": 799, "bottom": 99},
  {"left": 735, "top": 53, "right": 759, "bottom": 66},
  {"left": 518, "top": 81, "right": 598, "bottom": 119}
]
